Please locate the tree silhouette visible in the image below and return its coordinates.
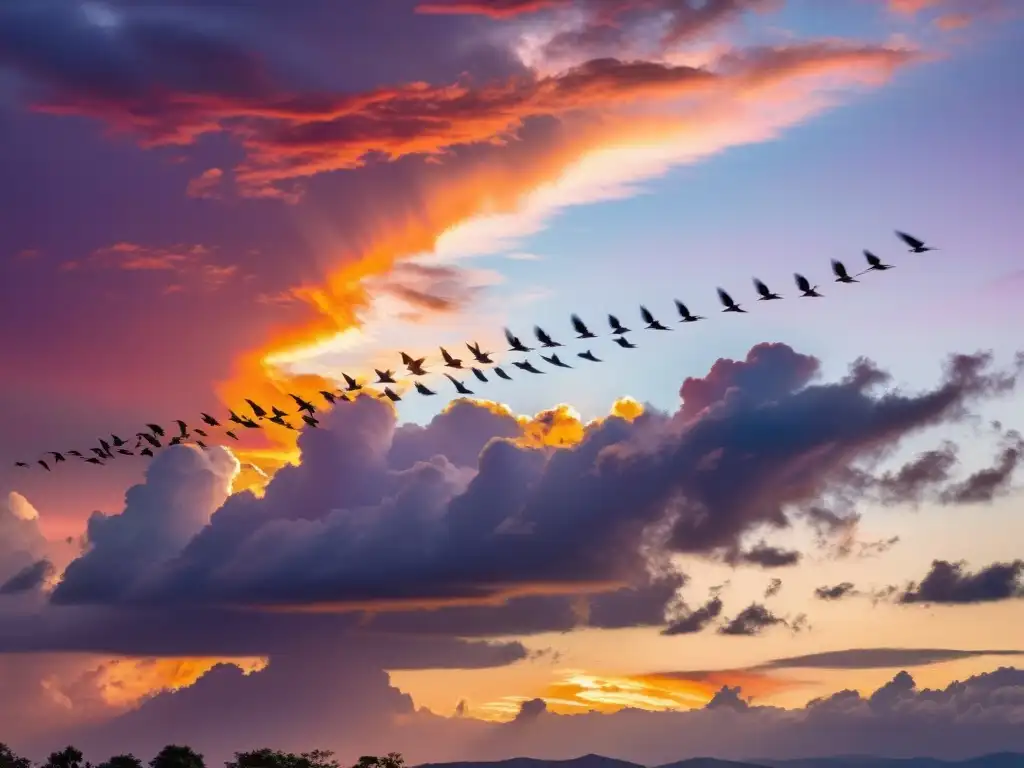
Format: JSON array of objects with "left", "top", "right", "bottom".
[
  {"left": 351, "top": 754, "right": 405, "bottom": 768},
  {"left": 0, "top": 744, "right": 32, "bottom": 768},
  {"left": 98, "top": 756, "right": 144, "bottom": 768},
  {"left": 149, "top": 746, "right": 205, "bottom": 768},
  {"left": 44, "top": 747, "right": 86, "bottom": 768},
  {"left": 226, "top": 749, "right": 339, "bottom": 768}
]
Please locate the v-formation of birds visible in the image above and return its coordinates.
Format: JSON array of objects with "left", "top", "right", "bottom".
[{"left": 14, "top": 231, "right": 933, "bottom": 472}]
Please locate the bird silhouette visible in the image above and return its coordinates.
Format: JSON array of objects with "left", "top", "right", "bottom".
[
  {"left": 860, "top": 250, "right": 893, "bottom": 273},
  {"left": 290, "top": 394, "right": 316, "bottom": 414},
  {"left": 614, "top": 336, "right": 637, "bottom": 349},
  {"left": 271, "top": 406, "right": 289, "bottom": 419},
  {"left": 832, "top": 259, "right": 858, "bottom": 284},
  {"left": 99, "top": 439, "right": 113, "bottom": 456},
  {"left": 139, "top": 448, "right": 154, "bottom": 457},
  {"left": 674, "top": 300, "right": 704, "bottom": 322},
  {"left": 512, "top": 360, "right": 544, "bottom": 374},
  {"left": 268, "top": 415, "right": 294, "bottom": 429},
  {"left": 534, "top": 326, "right": 562, "bottom": 348},
  {"left": 400, "top": 352, "right": 428, "bottom": 376},
  {"left": 754, "top": 278, "right": 782, "bottom": 300},
  {"left": 89, "top": 448, "right": 107, "bottom": 458},
  {"left": 608, "top": 315, "right": 631, "bottom": 335},
  {"left": 640, "top": 305, "right": 670, "bottom": 330},
  {"left": 896, "top": 230, "right": 936, "bottom": 253},
  {"left": 225, "top": 431, "right": 239, "bottom": 440},
  {"left": 67, "top": 450, "right": 83, "bottom": 458},
  {"left": 493, "top": 366, "right": 512, "bottom": 380},
  {"left": 505, "top": 328, "right": 532, "bottom": 353},
  {"left": 146, "top": 423, "right": 165, "bottom": 437},
  {"left": 111, "top": 434, "right": 128, "bottom": 447},
  {"left": 49, "top": 452, "right": 65, "bottom": 463},
  {"left": 38, "top": 460, "right": 50, "bottom": 471},
  {"left": 117, "top": 449, "right": 133, "bottom": 456},
  {"left": 14, "top": 462, "right": 28, "bottom": 468},
  {"left": 174, "top": 421, "right": 189, "bottom": 439},
  {"left": 245, "top": 400, "right": 267, "bottom": 419},
  {"left": 467, "top": 341, "right": 493, "bottom": 364},
  {"left": 342, "top": 373, "right": 362, "bottom": 392},
  {"left": 169, "top": 436, "right": 183, "bottom": 445},
  {"left": 471, "top": 367, "right": 488, "bottom": 382},
  {"left": 319, "top": 390, "right": 338, "bottom": 404},
  {"left": 445, "top": 373, "right": 474, "bottom": 395},
  {"left": 415, "top": 381, "right": 436, "bottom": 396},
  {"left": 794, "top": 273, "right": 822, "bottom": 297},
  {"left": 375, "top": 369, "right": 396, "bottom": 384},
  {"left": 195, "top": 440, "right": 208, "bottom": 450},
  {"left": 85, "top": 457, "right": 103, "bottom": 465},
  {"left": 381, "top": 387, "right": 402, "bottom": 402},
  {"left": 717, "top": 288, "right": 746, "bottom": 313},
  {"left": 139, "top": 433, "right": 161, "bottom": 448},
  {"left": 194, "top": 428, "right": 208, "bottom": 437},
  {"left": 301, "top": 414, "right": 319, "bottom": 428},
  {"left": 201, "top": 413, "right": 220, "bottom": 427},
  {"left": 228, "top": 411, "right": 246, "bottom": 425},
  {"left": 578, "top": 350, "right": 602, "bottom": 362},
  {"left": 440, "top": 347, "right": 463, "bottom": 369},
  {"left": 542, "top": 354, "right": 572, "bottom": 368},
  {"left": 571, "top": 314, "right": 597, "bottom": 339}
]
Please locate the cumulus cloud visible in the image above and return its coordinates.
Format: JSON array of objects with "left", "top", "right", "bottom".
[
  {"left": 43, "top": 344, "right": 1021, "bottom": 625},
  {"left": 0, "top": 491, "right": 48, "bottom": 584},
  {"left": 0, "top": 558, "right": 55, "bottom": 595},
  {"left": 898, "top": 559, "right": 1024, "bottom": 604},
  {"left": 814, "top": 582, "right": 858, "bottom": 601}
]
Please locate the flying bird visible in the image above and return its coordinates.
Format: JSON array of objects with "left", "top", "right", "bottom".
[
  {"left": 674, "top": 300, "right": 704, "bottom": 323},
  {"left": 640, "top": 305, "right": 670, "bottom": 330},
  {"left": 301, "top": 414, "right": 319, "bottom": 429},
  {"left": 85, "top": 458, "right": 103, "bottom": 465},
  {"left": 445, "top": 373, "right": 474, "bottom": 395},
  {"left": 194, "top": 428, "right": 208, "bottom": 437},
  {"left": 381, "top": 387, "right": 402, "bottom": 402},
  {"left": 440, "top": 347, "right": 463, "bottom": 369},
  {"left": 290, "top": 394, "right": 316, "bottom": 414},
  {"left": 542, "top": 354, "right": 572, "bottom": 369},
  {"left": 138, "top": 433, "right": 161, "bottom": 448},
  {"left": 200, "top": 413, "right": 220, "bottom": 427},
  {"left": 111, "top": 434, "right": 128, "bottom": 447},
  {"left": 225, "top": 431, "right": 239, "bottom": 440},
  {"left": 320, "top": 390, "right": 338, "bottom": 404},
  {"left": 414, "top": 381, "right": 436, "bottom": 396},
  {"left": 753, "top": 278, "right": 782, "bottom": 301},
  {"left": 896, "top": 230, "right": 936, "bottom": 253},
  {"left": 493, "top": 366, "right": 512, "bottom": 380},
  {"left": 268, "top": 415, "right": 293, "bottom": 429},
  {"left": 271, "top": 406, "right": 289, "bottom": 420},
  {"left": 505, "top": 328, "right": 531, "bottom": 353},
  {"left": 400, "top": 352, "right": 428, "bottom": 376},
  {"left": 534, "top": 326, "right": 562, "bottom": 348},
  {"left": 173, "top": 420, "right": 189, "bottom": 439},
  {"left": 195, "top": 441, "right": 208, "bottom": 450},
  {"left": 466, "top": 341, "right": 493, "bottom": 364},
  {"left": 99, "top": 439, "right": 112, "bottom": 456},
  {"left": 240, "top": 419, "right": 260, "bottom": 429},
  {"left": 717, "top": 288, "right": 746, "bottom": 313},
  {"left": 471, "top": 367, "right": 488, "bottom": 382},
  {"left": 571, "top": 314, "right": 597, "bottom": 339},
  {"left": 832, "top": 259, "right": 858, "bottom": 284},
  {"left": 14, "top": 462, "right": 27, "bottom": 468},
  {"left": 146, "top": 423, "right": 165, "bottom": 437},
  {"left": 169, "top": 436, "right": 183, "bottom": 445},
  {"left": 48, "top": 452, "right": 65, "bottom": 463},
  {"left": 342, "top": 373, "right": 362, "bottom": 392},
  {"left": 67, "top": 450, "right": 83, "bottom": 458},
  {"left": 512, "top": 360, "right": 544, "bottom": 374},
  {"left": 861, "top": 250, "right": 893, "bottom": 273},
  {"left": 613, "top": 336, "right": 637, "bottom": 349},
  {"left": 139, "top": 448, "right": 154, "bottom": 458},
  {"left": 38, "top": 460, "right": 49, "bottom": 472},
  {"left": 228, "top": 411, "right": 246, "bottom": 425},
  {"left": 608, "top": 315, "right": 630, "bottom": 335},
  {"left": 374, "top": 369, "right": 396, "bottom": 385},
  {"left": 117, "top": 449, "right": 133, "bottom": 456},
  {"left": 794, "top": 273, "right": 822, "bottom": 297},
  {"left": 245, "top": 400, "right": 267, "bottom": 419},
  {"left": 578, "top": 350, "right": 602, "bottom": 363}
]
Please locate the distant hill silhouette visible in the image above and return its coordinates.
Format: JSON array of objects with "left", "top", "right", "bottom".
[{"left": 417, "top": 753, "right": 1024, "bottom": 768}]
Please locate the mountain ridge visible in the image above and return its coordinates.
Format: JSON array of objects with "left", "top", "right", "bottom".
[{"left": 416, "top": 753, "right": 1024, "bottom": 768}]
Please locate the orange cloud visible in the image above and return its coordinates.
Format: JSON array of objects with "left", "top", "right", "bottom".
[
  {"left": 186, "top": 167, "right": 225, "bottom": 199},
  {"left": 89, "top": 656, "right": 268, "bottom": 709},
  {"left": 476, "top": 667, "right": 798, "bottom": 720}
]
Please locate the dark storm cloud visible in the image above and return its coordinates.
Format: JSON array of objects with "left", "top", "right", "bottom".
[
  {"left": 730, "top": 542, "right": 802, "bottom": 568},
  {"left": 661, "top": 594, "right": 724, "bottom": 635},
  {"left": 0, "top": 558, "right": 54, "bottom": 595},
  {"left": 814, "top": 582, "right": 858, "bottom": 601},
  {"left": 46, "top": 343, "right": 1022, "bottom": 617},
  {"left": 718, "top": 602, "right": 790, "bottom": 636},
  {"left": 898, "top": 559, "right": 1024, "bottom": 604}
]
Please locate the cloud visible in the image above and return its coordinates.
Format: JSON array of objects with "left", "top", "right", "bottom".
[
  {"left": 887, "top": 0, "right": 1016, "bottom": 29},
  {"left": 66, "top": 243, "right": 240, "bottom": 293},
  {"left": 898, "top": 559, "right": 1024, "bottom": 604},
  {"left": 0, "top": 491, "right": 48, "bottom": 583},
  {"left": 730, "top": 542, "right": 802, "bottom": 569},
  {"left": 938, "top": 430, "right": 1023, "bottom": 504},
  {"left": 755, "top": 647, "right": 1024, "bottom": 670},
  {"left": 718, "top": 602, "right": 793, "bottom": 636},
  {"left": 814, "top": 582, "right": 858, "bottom": 601},
  {"left": 44, "top": 343, "right": 1021, "bottom": 621},
  {"left": 0, "top": 558, "right": 55, "bottom": 595},
  {"left": 185, "top": 168, "right": 225, "bottom": 200},
  {"left": 763, "top": 578, "right": 783, "bottom": 598},
  {"left": 662, "top": 594, "right": 724, "bottom": 635}
]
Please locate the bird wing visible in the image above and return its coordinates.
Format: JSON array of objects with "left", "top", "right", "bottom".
[
  {"left": 400, "top": 352, "right": 413, "bottom": 364},
  {"left": 896, "top": 231, "right": 923, "bottom": 248},
  {"left": 504, "top": 328, "right": 517, "bottom": 345},
  {"left": 831, "top": 259, "right": 846, "bottom": 277},
  {"left": 534, "top": 326, "right": 552, "bottom": 344},
  {"left": 571, "top": 314, "right": 588, "bottom": 335},
  {"left": 608, "top": 314, "right": 622, "bottom": 329},
  {"left": 640, "top": 306, "right": 654, "bottom": 324},
  {"left": 717, "top": 288, "right": 733, "bottom": 305},
  {"left": 754, "top": 278, "right": 769, "bottom": 296},
  {"left": 864, "top": 250, "right": 879, "bottom": 266},
  {"left": 795, "top": 274, "right": 809, "bottom": 291},
  {"left": 674, "top": 300, "right": 687, "bottom": 316}
]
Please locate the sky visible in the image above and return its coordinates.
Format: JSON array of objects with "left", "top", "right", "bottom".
[{"left": 1, "top": 0, "right": 1024, "bottom": 764}]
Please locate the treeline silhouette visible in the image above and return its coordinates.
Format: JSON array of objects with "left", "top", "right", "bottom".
[{"left": 0, "top": 744, "right": 405, "bottom": 768}]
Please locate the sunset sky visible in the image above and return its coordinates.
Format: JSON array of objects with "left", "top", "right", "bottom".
[{"left": 1, "top": 0, "right": 1024, "bottom": 764}]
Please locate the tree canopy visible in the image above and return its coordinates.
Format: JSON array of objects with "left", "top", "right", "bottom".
[{"left": 0, "top": 744, "right": 402, "bottom": 768}]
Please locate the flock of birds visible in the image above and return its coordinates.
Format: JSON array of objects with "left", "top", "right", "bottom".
[{"left": 13, "top": 231, "right": 937, "bottom": 473}]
